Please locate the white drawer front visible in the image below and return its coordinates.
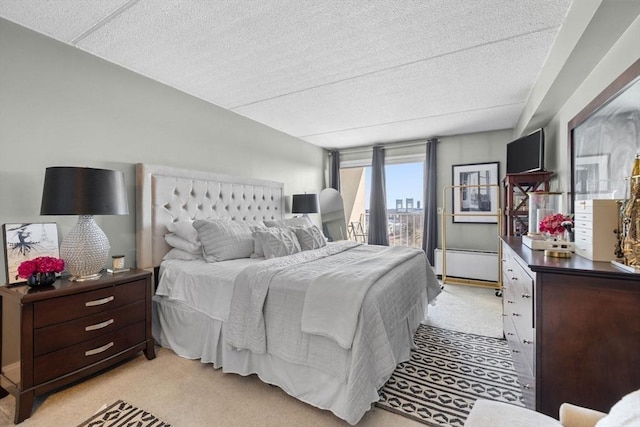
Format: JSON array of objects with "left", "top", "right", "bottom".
[
  {"left": 574, "top": 227, "right": 593, "bottom": 238},
  {"left": 575, "top": 245, "right": 593, "bottom": 260}
]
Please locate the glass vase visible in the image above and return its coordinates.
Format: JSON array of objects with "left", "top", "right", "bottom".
[
  {"left": 26, "top": 272, "right": 57, "bottom": 287},
  {"left": 527, "top": 192, "right": 563, "bottom": 235}
]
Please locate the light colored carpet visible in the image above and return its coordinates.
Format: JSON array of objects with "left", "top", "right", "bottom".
[
  {"left": 0, "top": 283, "right": 500, "bottom": 426},
  {"left": 425, "top": 282, "right": 503, "bottom": 338}
]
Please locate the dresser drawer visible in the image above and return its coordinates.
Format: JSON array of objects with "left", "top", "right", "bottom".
[
  {"left": 34, "top": 300, "right": 146, "bottom": 356},
  {"left": 574, "top": 220, "right": 592, "bottom": 230},
  {"left": 34, "top": 321, "right": 145, "bottom": 384},
  {"left": 33, "top": 279, "right": 146, "bottom": 328},
  {"left": 574, "top": 212, "right": 592, "bottom": 222}
]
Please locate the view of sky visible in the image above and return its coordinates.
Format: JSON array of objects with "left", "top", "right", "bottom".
[{"left": 365, "top": 162, "right": 425, "bottom": 210}]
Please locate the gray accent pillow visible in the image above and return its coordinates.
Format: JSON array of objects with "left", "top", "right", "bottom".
[
  {"left": 193, "top": 219, "right": 256, "bottom": 262},
  {"left": 252, "top": 228, "right": 301, "bottom": 259},
  {"left": 294, "top": 226, "right": 326, "bottom": 251}
]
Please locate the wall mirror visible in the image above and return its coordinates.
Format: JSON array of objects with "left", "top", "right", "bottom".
[
  {"left": 568, "top": 60, "right": 640, "bottom": 213},
  {"left": 319, "top": 188, "right": 347, "bottom": 241}
]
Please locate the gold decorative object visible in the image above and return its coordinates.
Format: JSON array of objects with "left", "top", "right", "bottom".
[{"left": 617, "top": 154, "right": 640, "bottom": 271}]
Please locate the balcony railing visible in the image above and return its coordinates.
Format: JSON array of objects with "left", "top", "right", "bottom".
[{"left": 351, "top": 212, "right": 424, "bottom": 249}]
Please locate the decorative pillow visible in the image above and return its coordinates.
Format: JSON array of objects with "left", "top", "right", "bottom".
[
  {"left": 166, "top": 220, "right": 199, "bottom": 243},
  {"left": 264, "top": 216, "right": 312, "bottom": 228},
  {"left": 294, "top": 226, "right": 326, "bottom": 251},
  {"left": 252, "top": 228, "right": 301, "bottom": 259},
  {"left": 596, "top": 389, "right": 640, "bottom": 427},
  {"left": 193, "top": 219, "right": 256, "bottom": 262},
  {"left": 162, "top": 248, "right": 203, "bottom": 261},
  {"left": 164, "top": 233, "right": 202, "bottom": 255}
]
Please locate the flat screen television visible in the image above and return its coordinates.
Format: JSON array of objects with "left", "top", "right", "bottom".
[{"left": 506, "top": 129, "right": 545, "bottom": 174}]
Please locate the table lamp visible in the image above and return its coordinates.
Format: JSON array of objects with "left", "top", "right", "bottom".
[
  {"left": 292, "top": 194, "right": 319, "bottom": 216},
  {"left": 40, "top": 166, "right": 129, "bottom": 281}
]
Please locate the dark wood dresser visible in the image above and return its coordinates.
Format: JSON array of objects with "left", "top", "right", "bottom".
[
  {"left": 501, "top": 237, "right": 640, "bottom": 417},
  {"left": 0, "top": 269, "right": 155, "bottom": 424}
]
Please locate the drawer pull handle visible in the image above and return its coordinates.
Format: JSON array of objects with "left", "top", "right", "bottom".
[
  {"left": 521, "top": 293, "right": 531, "bottom": 298},
  {"left": 512, "top": 349, "right": 520, "bottom": 353},
  {"left": 85, "top": 342, "right": 114, "bottom": 356},
  {"left": 85, "top": 296, "right": 114, "bottom": 307},
  {"left": 512, "top": 313, "right": 521, "bottom": 317},
  {"left": 506, "top": 332, "right": 514, "bottom": 336},
  {"left": 85, "top": 319, "right": 114, "bottom": 332},
  {"left": 507, "top": 300, "right": 514, "bottom": 304},
  {"left": 523, "top": 384, "right": 532, "bottom": 390},
  {"left": 507, "top": 268, "right": 513, "bottom": 272},
  {"left": 511, "top": 277, "right": 518, "bottom": 281},
  {"left": 523, "top": 339, "right": 533, "bottom": 344}
]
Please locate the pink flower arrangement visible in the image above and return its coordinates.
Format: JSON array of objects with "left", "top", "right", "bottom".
[
  {"left": 17, "top": 256, "right": 65, "bottom": 279},
  {"left": 539, "top": 213, "right": 573, "bottom": 236}
]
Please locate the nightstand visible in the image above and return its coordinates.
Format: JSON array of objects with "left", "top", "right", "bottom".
[{"left": 0, "top": 269, "right": 155, "bottom": 424}]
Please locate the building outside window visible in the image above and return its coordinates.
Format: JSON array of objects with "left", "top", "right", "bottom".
[{"left": 340, "top": 161, "right": 424, "bottom": 248}]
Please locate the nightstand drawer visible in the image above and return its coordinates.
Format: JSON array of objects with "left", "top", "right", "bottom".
[
  {"left": 34, "top": 300, "right": 146, "bottom": 356},
  {"left": 34, "top": 321, "right": 145, "bottom": 384},
  {"left": 33, "top": 279, "right": 146, "bottom": 328}
]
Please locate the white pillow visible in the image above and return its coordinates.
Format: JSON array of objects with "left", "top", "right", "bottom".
[
  {"left": 252, "top": 228, "right": 301, "bottom": 259},
  {"left": 162, "top": 248, "right": 203, "bottom": 261},
  {"left": 166, "top": 220, "right": 198, "bottom": 243},
  {"left": 294, "top": 226, "right": 326, "bottom": 251},
  {"left": 193, "top": 219, "right": 255, "bottom": 262},
  {"left": 264, "top": 216, "right": 312, "bottom": 228},
  {"left": 596, "top": 389, "right": 640, "bottom": 427},
  {"left": 165, "top": 233, "right": 202, "bottom": 255}
]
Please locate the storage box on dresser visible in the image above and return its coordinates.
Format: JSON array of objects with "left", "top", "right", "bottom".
[
  {"left": 573, "top": 199, "right": 620, "bottom": 261},
  {"left": 0, "top": 269, "right": 155, "bottom": 424},
  {"left": 501, "top": 237, "right": 640, "bottom": 418}
]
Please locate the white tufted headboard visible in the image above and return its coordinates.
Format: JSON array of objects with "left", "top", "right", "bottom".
[{"left": 136, "top": 163, "right": 284, "bottom": 270}]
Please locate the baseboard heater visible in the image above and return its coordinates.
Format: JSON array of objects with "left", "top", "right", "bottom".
[{"left": 434, "top": 248, "right": 498, "bottom": 283}]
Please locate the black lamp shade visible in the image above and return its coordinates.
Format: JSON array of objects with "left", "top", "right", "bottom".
[
  {"left": 40, "top": 167, "right": 129, "bottom": 215},
  {"left": 292, "top": 194, "right": 319, "bottom": 214}
]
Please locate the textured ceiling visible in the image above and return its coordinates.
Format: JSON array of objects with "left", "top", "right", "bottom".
[{"left": 0, "top": 0, "right": 572, "bottom": 149}]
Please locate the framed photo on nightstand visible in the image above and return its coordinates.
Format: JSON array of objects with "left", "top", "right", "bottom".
[{"left": 2, "top": 222, "right": 60, "bottom": 285}]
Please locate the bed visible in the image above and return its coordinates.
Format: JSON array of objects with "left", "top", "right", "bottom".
[{"left": 136, "top": 163, "right": 441, "bottom": 425}]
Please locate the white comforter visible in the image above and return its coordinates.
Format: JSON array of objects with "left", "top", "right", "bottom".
[
  {"left": 226, "top": 241, "right": 424, "bottom": 352},
  {"left": 225, "top": 241, "right": 437, "bottom": 381}
]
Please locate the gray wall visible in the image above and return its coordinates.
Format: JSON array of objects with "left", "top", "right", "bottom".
[
  {"left": 0, "top": 19, "right": 325, "bottom": 278},
  {"left": 546, "top": 15, "right": 640, "bottom": 203},
  {"left": 436, "top": 130, "right": 511, "bottom": 252}
]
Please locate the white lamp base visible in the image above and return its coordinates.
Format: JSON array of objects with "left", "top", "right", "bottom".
[{"left": 60, "top": 215, "right": 110, "bottom": 281}]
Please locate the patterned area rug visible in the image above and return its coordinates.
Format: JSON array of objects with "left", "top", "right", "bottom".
[
  {"left": 77, "top": 400, "right": 171, "bottom": 427},
  {"left": 377, "top": 325, "right": 523, "bottom": 427}
]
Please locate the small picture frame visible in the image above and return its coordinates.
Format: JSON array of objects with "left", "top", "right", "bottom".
[
  {"left": 2, "top": 223, "right": 60, "bottom": 285},
  {"left": 451, "top": 162, "right": 500, "bottom": 223}
]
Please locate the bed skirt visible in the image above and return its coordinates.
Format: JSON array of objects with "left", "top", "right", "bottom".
[{"left": 152, "top": 292, "right": 427, "bottom": 424}]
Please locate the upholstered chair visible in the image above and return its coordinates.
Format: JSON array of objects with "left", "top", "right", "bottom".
[{"left": 464, "top": 389, "right": 640, "bottom": 427}]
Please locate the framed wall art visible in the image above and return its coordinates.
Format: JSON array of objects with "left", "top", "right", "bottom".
[
  {"left": 2, "top": 222, "right": 60, "bottom": 285},
  {"left": 452, "top": 162, "right": 499, "bottom": 223}
]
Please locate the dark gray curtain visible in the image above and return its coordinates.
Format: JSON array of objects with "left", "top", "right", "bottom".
[
  {"left": 329, "top": 150, "right": 341, "bottom": 191},
  {"left": 368, "top": 146, "right": 389, "bottom": 246},
  {"left": 422, "top": 138, "right": 438, "bottom": 264}
]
